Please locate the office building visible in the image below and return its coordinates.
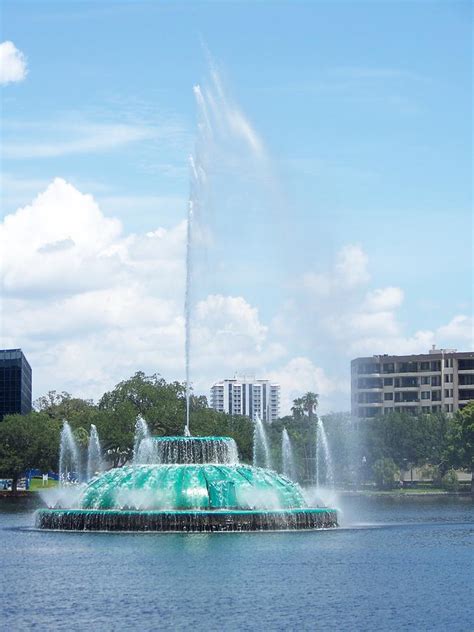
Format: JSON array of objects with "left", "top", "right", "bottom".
[
  {"left": 351, "top": 346, "right": 474, "bottom": 419},
  {"left": 210, "top": 376, "right": 280, "bottom": 422},
  {"left": 0, "top": 349, "right": 32, "bottom": 420}
]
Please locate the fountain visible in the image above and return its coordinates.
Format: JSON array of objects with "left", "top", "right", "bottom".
[
  {"left": 87, "top": 425, "right": 104, "bottom": 481},
  {"left": 59, "top": 421, "right": 81, "bottom": 484},
  {"left": 316, "top": 418, "right": 334, "bottom": 488},
  {"left": 36, "top": 434, "right": 337, "bottom": 531},
  {"left": 36, "top": 74, "right": 338, "bottom": 532},
  {"left": 282, "top": 428, "right": 296, "bottom": 481},
  {"left": 253, "top": 415, "right": 271, "bottom": 469}
]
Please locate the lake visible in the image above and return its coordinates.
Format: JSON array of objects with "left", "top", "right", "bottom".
[{"left": 1, "top": 494, "right": 472, "bottom": 631}]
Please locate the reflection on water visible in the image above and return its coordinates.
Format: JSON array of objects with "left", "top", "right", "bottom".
[{"left": 1, "top": 495, "right": 472, "bottom": 631}]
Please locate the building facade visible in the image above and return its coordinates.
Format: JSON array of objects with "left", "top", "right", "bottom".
[
  {"left": 210, "top": 377, "right": 280, "bottom": 422},
  {"left": 0, "top": 349, "right": 32, "bottom": 420},
  {"left": 351, "top": 347, "right": 474, "bottom": 420}
]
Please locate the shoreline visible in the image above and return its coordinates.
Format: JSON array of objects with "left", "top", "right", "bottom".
[{"left": 1, "top": 489, "right": 472, "bottom": 501}]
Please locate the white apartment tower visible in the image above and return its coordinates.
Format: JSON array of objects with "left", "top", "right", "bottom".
[{"left": 210, "top": 377, "right": 281, "bottom": 422}]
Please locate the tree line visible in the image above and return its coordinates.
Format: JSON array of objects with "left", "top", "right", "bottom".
[
  {"left": 0, "top": 372, "right": 253, "bottom": 490},
  {"left": 0, "top": 374, "right": 472, "bottom": 492}
]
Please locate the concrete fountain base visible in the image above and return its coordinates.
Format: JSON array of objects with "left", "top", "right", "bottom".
[{"left": 36, "top": 507, "right": 338, "bottom": 532}]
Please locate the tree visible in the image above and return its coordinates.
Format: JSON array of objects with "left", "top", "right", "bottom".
[
  {"left": 0, "top": 413, "right": 60, "bottom": 491},
  {"left": 34, "top": 390, "right": 95, "bottom": 420},
  {"left": 373, "top": 457, "right": 399, "bottom": 490},
  {"left": 291, "top": 392, "right": 319, "bottom": 422},
  {"left": 99, "top": 371, "right": 186, "bottom": 436},
  {"left": 444, "top": 402, "right": 474, "bottom": 492}
]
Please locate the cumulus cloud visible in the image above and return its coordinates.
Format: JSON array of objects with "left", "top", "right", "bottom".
[
  {"left": 437, "top": 315, "right": 473, "bottom": 345},
  {"left": 0, "top": 41, "right": 27, "bottom": 85},
  {"left": 288, "top": 243, "right": 472, "bottom": 367},
  {"left": 1, "top": 180, "right": 470, "bottom": 411},
  {"left": 302, "top": 244, "right": 370, "bottom": 296},
  {"left": 0, "top": 180, "right": 283, "bottom": 400},
  {"left": 269, "top": 357, "right": 340, "bottom": 415}
]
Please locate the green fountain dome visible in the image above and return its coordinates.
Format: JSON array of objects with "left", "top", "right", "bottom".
[{"left": 80, "top": 464, "right": 307, "bottom": 511}]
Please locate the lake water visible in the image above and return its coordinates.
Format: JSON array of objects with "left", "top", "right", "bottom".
[{"left": 1, "top": 495, "right": 472, "bottom": 631}]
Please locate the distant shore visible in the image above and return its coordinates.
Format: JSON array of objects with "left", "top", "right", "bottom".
[{"left": 1, "top": 488, "right": 472, "bottom": 501}]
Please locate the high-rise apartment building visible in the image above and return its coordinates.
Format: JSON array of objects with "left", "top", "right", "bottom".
[
  {"left": 351, "top": 347, "right": 474, "bottom": 420},
  {"left": 210, "top": 377, "right": 280, "bottom": 422},
  {"left": 0, "top": 349, "right": 32, "bottom": 420}
]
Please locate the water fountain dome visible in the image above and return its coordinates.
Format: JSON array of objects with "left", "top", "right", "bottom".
[{"left": 36, "top": 435, "right": 338, "bottom": 532}]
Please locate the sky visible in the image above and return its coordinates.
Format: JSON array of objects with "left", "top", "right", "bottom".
[{"left": 0, "top": 0, "right": 472, "bottom": 414}]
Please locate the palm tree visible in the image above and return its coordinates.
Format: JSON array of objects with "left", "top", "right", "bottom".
[
  {"left": 301, "top": 392, "right": 319, "bottom": 422},
  {"left": 291, "top": 397, "right": 305, "bottom": 420},
  {"left": 291, "top": 392, "right": 319, "bottom": 422}
]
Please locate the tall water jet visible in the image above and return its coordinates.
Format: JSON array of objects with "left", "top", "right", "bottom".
[
  {"left": 184, "top": 86, "right": 209, "bottom": 437},
  {"left": 253, "top": 415, "right": 271, "bottom": 469},
  {"left": 282, "top": 427, "right": 296, "bottom": 481},
  {"left": 59, "top": 421, "right": 80, "bottom": 484},
  {"left": 184, "top": 190, "right": 194, "bottom": 437},
  {"left": 87, "top": 424, "right": 104, "bottom": 481},
  {"left": 133, "top": 417, "right": 156, "bottom": 464},
  {"left": 316, "top": 418, "right": 334, "bottom": 487}
]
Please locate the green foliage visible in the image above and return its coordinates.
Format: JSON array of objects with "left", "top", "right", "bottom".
[
  {"left": 0, "top": 412, "right": 60, "bottom": 490},
  {"left": 0, "top": 371, "right": 254, "bottom": 475},
  {"left": 373, "top": 457, "right": 399, "bottom": 490},
  {"left": 441, "top": 469, "right": 459, "bottom": 492},
  {"left": 291, "top": 392, "right": 319, "bottom": 422},
  {"left": 364, "top": 411, "right": 451, "bottom": 470}
]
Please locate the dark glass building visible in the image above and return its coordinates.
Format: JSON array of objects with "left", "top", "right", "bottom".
[{"left": 0, "top": 349, "right": 32, "bottom": 420}]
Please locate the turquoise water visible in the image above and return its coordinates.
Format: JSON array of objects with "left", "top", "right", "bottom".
[{"left": 1, "top": 495, "right": 472, "bottom": 631}]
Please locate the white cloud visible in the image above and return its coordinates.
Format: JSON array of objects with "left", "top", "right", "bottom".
[
  {"left": 0, "top": 180, "right": 286, "bottom": 401},
  {"left": 302, "top": 244, "right": 370, "bottom": 296},
  {"left": 335, "top": 244, "right": 370, "bottom": 287},
  {"left": 364, "top": 287, "right": 404, "bottom": 312},
  {"left": 268, "top": 357, "right": 341, "bottom": 415},
  {"left": 0, "top": 41, "right": 27, "bottom": 85},
  {"left": 437, "top": 315, "right": 473, "bottom": 345},
  {"left": 286, "top": 243, "right": 472, "bottom": 371}
]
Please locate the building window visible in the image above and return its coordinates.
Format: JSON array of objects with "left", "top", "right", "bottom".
[
  {"left": 458, "top": 359, "right": 474, "bottom": 370},
  {"left": 444, "top": 374, "right": 453, "bottom": 383},
  {"left": 444, "top": 389, "right": 453, "bottom": 399},
  {"left": 382, "top": 363, "right": 395, "bottom": 373},
  {"left": 384, "top": 392, "right": 393, "bottom": 400},
  {"left": 421, "top": 376, "right": 431, "bottom": 385},
  {"left": 432, "top": 390, "right": 441, "bottom": 401},
  {"left": 383, "top": 378, "right": 393, "bottom": 386},
  {"left": 419, "top": 361, "right": 430, "bottom": 371},
  {"left": 399, "top": 362, "right": 418, "bottom": 373},
  {"left": 459, "top": 388, "right": 474, "bottom": 400},
  {"left": 431, "top": 376, "right": 441, "bottom": 387},
  {"left": 421, "top": 391, "right": 430, "bottom": 400},
  {"left": 400, "top": 376, "right": 418, "bottom": 388}
]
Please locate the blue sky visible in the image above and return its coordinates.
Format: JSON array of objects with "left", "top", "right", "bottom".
[{"left": 1, "top": 1, "right": 472, "bottom": 412}]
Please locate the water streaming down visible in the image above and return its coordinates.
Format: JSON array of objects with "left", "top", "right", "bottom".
[
  {"left": 59, "top": 421, "right": 81, "bottom": 484},
  {"left": 315, "top": 418, "right": 334, "bottom": 487},
  {"left": 87, "top": 425, "right": 104, "bottom": 481},
  {"left": 282, "top": 428, "right": 296, "bottom": 481},
  {"left": 253, "top": 416, "right": 271, "bottom": 469},
  {"left": 133, "top": 417, "right": 157, "bottom": 464}
]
